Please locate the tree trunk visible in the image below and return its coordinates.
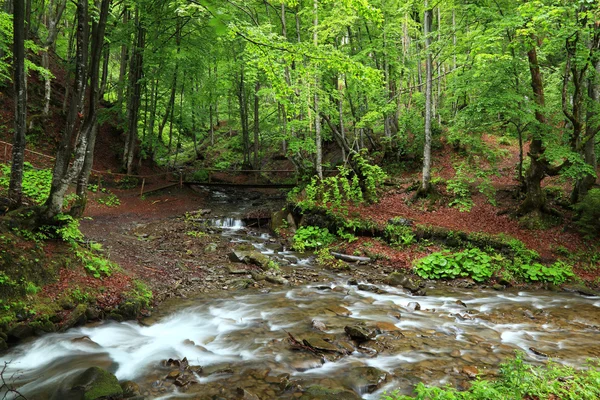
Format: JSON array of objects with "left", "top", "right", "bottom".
[
  {"left": 117, "top": 8, "right": 129, "bottom": 107},
  {"left": 253, "top": 81, "right": 260, "bottom": 169},
  {"left": 419, "top": 1, "right": 433, "bottom": 195},
  {"left": 124, "top": 10, "right": 144, "bottom": 175},
  {"left": 314, "top": 0, "right": 322, "bottom": 179},
  {"left": 42, "top": 0, "right": 67, "bottom": 116},
  {"left": 573, "top": 29, "right": 600, "bottom": 201},
  {"left": 99, "top": 43, "right": 110, "bottom": 98},
  {"left": 45, "top": 0, "right": 89, "bottom": 220},
  {"left": 67, "top": 0, "right": 111, "bottom": 217},
  {"left": 519, "top": 44, "right": 549, "bottom": 215},
  {"left": 157, "top": 20, "right": 180, "bottom": 151},
  {"left": 9, "top": 0, "right": 26, "bottom": 208}
]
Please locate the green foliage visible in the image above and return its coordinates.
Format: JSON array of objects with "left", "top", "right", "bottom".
[
  {"left": 55, "top": 214, "right": 84, "bottom": 244},
  {"left": 70, "top": 288, "right": 89, "bottom": 303},
  {"left": 0, "top": 163, "right": 52, "bottom": 204},
  {"left": 574, "top": 189, "right": 600, "bottom": 237},
  {"left": 186, "top": 230, "right": 206, "bottom": 238},
  {"left": 24, "top": 282, "right": 41, "bottom": 295},
  {"left": 129, "top": 280, "right": 153, "bottom": 308},
  {"left": 191, "top": 169, "right": 209, "bottom": 182},
  {"left": 0, "top": 11, "right": 13, "bottom": 82},
  {"left": 292, "top": 226, "right": 336, "bottom": 252},
  {"left": 385, "top": 220, "right": 415, "bottom": 246},
  {"left": 293, "top": 153, "right": 386, "bottom": 218},
  {"left": 383, "top": 353, "right": 600, "bottom": 400},
  {"left": 517, "top": 260, "right": 574, "bottom": 285},
  {"left": 315, "top": 247, "right": 347, "bottom": 270},
  {"left": 96, "top": 193, "right": 121, "bottom": 207},
  {"left": 447, "top": 163, "right": 497, "bottom": 212},
  {"left": 266, "top": 260, "right": 281, "bottom": 271},
  {"left": 352, "top": 151, "right": 388, "bottom": 203},
  {"left": 77, "top": 250, "right": 115, "bottom": 279},
  {"left": 414, "top": 248, "right": 500, "bottom": 282},
  {"left": 0, "top": 272, "right": 15, "bottom": 287}
]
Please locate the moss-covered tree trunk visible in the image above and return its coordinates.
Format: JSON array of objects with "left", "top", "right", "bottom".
[
  {"left": 9, "top": 0, "right": 27, "bottom": 209},
  {"left": 519, "top": 44, "right": 549, "bottom": 215}
]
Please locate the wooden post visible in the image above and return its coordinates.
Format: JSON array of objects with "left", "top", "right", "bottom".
[
  {"left": 179, "top": 172, "right": 183, "bottom": 188},
  {"left": 3, "top": 144, "right": 7, "bottom": 162},
  {"left": 97, "top": 175, "right": 101, "bottom": 191},
  {"left": 140, "top": 178, "right": 146, "bottom": 197}
]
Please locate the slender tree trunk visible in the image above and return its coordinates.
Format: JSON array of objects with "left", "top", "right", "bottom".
[
  {"left": 62, "top": 12, "right": 77, "bottom": 114},
  {"left": 191, "top": 78, "right": 198, "bottom": 156},
  {"left": 419, "top": 1, "right": 433, "bottom": 195},
  {"left": 99, "top": 43, "right": 110, "bottom": 98},
  {"left": 173, "top": 75, "right": 185, "bottom": 168},
  {"left": 9, "top": 0, "right": 26, "bottom": 208},
  {"left": 253, "top": 81, "right": 260, "bottom": 169},
  {"left": 42, "top": 0, "right": 67, "bottom": 116},
  {"left": 117, "top": 8, "right": 129, "bottom": 107},
  {"left": 157, "top": 20, "right": 180, "bottom": 150},
  {"left": 124, "top": 10, "right": 144, "bottom": 174},
  {"left": 314, "top": 0, "right": 323, "bottom": 179}
]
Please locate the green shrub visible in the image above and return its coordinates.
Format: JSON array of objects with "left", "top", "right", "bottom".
[
  {"left": 191, "top": 169, "right": 209, "bottom": 182},
  {"left": 292, "top": 151, "right": 387, "bottom": 216},
  {"left": 293, "top": 226, "right": 336, "bottom": 252},
  {"left": 382, "top": 353, "right": 600, "bottom": 400},
  {"left": 385, "top": 221, "right": 415, "bottom": 246},
  {"left": 517, "top": 260, "right": 574, "bottom": 285},
  {"left": 414, "top": 248, "right": 500, "bottom": 282},
  {"left": 575, "top": 189, "right": 600, "bottom": 237}
]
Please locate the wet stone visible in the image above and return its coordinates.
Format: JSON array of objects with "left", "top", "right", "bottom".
[
  {"left": 462, "top": 366, "right": 478, "bottom": 379},
  {"left": 345, "top": 325, "right": 375, "bottom": 342},
  {"left": 303, "top": 337, "right": 341, "bottom": 353},
  {"left": 406, "top": 302, "right": 421, "bottom": 311},
  {"left": 311, "top": 320, "right": 327, "bottom": 332},
  {"left": 456, "top": 300, "right": 468, "bottom": 308},
  {"left": 326, "top": 305, "right": 351, "bottom": 316}
]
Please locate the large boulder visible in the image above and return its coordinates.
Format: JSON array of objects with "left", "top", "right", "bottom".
[
  {"left": 52, "top": 367, "right": 123, "bottom": 400},
  {"left": 271, "top": 210, "right": 288, "bottom": 233},
  {"left": 228, "top": 249, "right": 270, "bottom": 269},
  {"left": 385, "top": 271, "right": 424, "bottom": 295},
  {"left": 340, "top": 366, "right": 389, "bottom": 394}
]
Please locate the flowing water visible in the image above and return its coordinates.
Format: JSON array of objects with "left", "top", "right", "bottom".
[{"left": 4, "top": 192, "right": 600, "bottom": 399}]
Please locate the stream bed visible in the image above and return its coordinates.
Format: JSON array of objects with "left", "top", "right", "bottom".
[{"left": 3, "top": 192, "right": 600, "bottom": 399}]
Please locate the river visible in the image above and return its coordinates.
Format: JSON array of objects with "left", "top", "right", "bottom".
[{"left": 3, "top": 191, "right": 600, "bottom": 399}]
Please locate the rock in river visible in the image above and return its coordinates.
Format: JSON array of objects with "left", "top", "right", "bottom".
[
  {"left": 52, "top": 367, "right": 123, "bottom": 400},
  {"left": 344, "top": 325, "right": 375, "bottom": 342}
]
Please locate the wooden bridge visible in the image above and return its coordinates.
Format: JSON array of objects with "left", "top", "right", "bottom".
[{"left": 139, "top": 169, "right": 305, "bottom": 196}]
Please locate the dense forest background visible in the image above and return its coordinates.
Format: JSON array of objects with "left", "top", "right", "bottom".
[{"left": 0, "top": 0, "right": 599, "bottom": 225}]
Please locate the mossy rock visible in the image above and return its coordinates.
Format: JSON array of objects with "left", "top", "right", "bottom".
[
  {"left": 60, "top": 304, "right": 88, "bottom": 332},
  {"left": 53, "top": 367, "right": 123, "bottom": 400},
  {"left": 299, "top": 385, "right": 361, "bottom": 400}
]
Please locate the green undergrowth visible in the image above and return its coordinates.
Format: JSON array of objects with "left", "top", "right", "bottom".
[
  {"left": 383, "top": 353, "right": 600, "bottom": 400},
  {"left": 0, "top": 162, "right": 52, "bottom": 204},
  {"left": 0, "top": 212, "right": 124, "bottom": 334}
]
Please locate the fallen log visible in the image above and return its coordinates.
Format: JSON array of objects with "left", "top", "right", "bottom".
[{"left": 330, "top": 252, "right": 371, "bottom": 264}]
